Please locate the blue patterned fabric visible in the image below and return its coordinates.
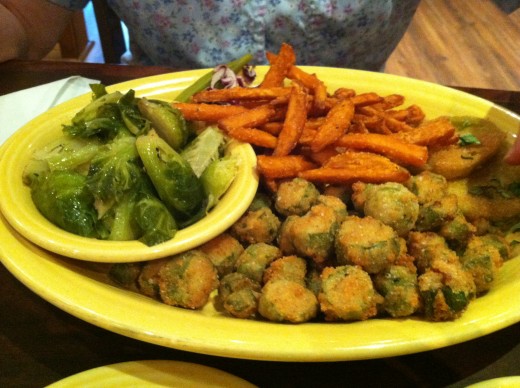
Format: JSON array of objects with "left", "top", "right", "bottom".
[{"left": 50, "top": 0, "right": 420, "bottom": 69}]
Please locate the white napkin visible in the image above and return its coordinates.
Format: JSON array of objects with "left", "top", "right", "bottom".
[{"left": 0, "top": 76, "right": 99, "bottom": 146}]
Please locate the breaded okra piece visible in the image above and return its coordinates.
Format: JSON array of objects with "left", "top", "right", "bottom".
[
  {"left": 231, "top": 206, "right": 281, "bottom": 245},
  {"left": 278, "top": 204, "right": 339, "bottom": 267},
  {"left": 318, "top": 265, "right": 382, "bottom": 321},
  {"left": 352, "top": 181, "right": 419, "bottom": 237},
  {"left": 274, "top": 177, "right": 320, "bottom": 216},
  {"left": 216, "top": 272, "right": 261, "bottom": 319},
  {"left": 418, "top": 259, "right": 476, "bottom": 321},
  {"left": 258, "top": 279, "right": 318, "bottom": 323},
  {"left": 460, "top": 235, "right": 504, "bottom": 293},
  {"left": 335, "top": 215, "right": 400, "bottom": 274},
  {"left": 234, "top": 242, "right": 282, "bottom": 283},
  {"left": 198, "top": 232, "right": 244, "bottom": 277},
  {"left": 374, "top": 265, "right": 421, "bottom": 318},
  {"left": 157, "top": 250, "right": 218, "bottom": 309}
]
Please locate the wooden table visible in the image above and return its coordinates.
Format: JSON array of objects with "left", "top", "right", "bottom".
[{"left": 1, "top": 60, "right": 519, "bottom": 388}]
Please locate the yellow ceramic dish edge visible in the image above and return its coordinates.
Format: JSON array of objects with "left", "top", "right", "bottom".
[
  {"left": 45, "top": 360, "right": 256, "bottom": 388},
  {"left": 1, "top": 68, "right": 520, "bottom": 362},
  {"left": 0, "top": 75, "right": 258, "bottom": 262}
]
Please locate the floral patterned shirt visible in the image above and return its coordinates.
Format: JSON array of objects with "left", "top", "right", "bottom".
[{"left": 50, "top": 0, "right": 419, "bottom": 70}]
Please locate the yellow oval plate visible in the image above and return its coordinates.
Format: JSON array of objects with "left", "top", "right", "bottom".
[
  {"left": 46, "top": 360, "right": 256, "bottom": 387},
  {"left": 0, "top": 77, "right": 258, "bottom": 262},
  {"left": 1, "top": 68, "right": 520, "bottom": 361}
]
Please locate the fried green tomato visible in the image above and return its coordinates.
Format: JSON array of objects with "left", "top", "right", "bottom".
[
  {"left": 198, "top": 233, "right": 244, "bottom": 277},
  {"left": 216, "top": 272, "right": 261, "bottom": 319},
  {"left": 231, "top": 206, "right": 281, "bottom": 245},
  {"left": 335, "top": 215, "right": 400, "bottom": 274},
  {"left": 352, "top": 182, "right": 419, "bottom": 237},
  {"left": 460, "top": 235, "right": 505, "bottom": 293},
  {"left": 258, "top": 279, "right": 318, "bottom": 323},
  {"left": 234, "top": 242, "right": 281, "bottom": 283},
  {"left": 157, "top": 250, "right": 219, "bottom": 309},
  {"left": 318, "top": 265, "right": 382, "bottom": 321},
  {"left": 274, "top": 177, "right": 320, "bottom": 216},
  {"left": 374, "top": 265, "right": 421, "bottom": 318},
  {"left": 278, "top": 204, "right": 339, "bottom": 266},
  {"left": 263, "top": 255, "right": 307, "bottom": 285},
  {"left": 407, "top": 231, "right": 460, "bottom": 274},
  {"left": 418, "top": 259, "right": 476, "bottom": 321}
]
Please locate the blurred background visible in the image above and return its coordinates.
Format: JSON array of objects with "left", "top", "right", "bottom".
[{"left": 44, "top": 0, "right": 520, "bottom": 91}]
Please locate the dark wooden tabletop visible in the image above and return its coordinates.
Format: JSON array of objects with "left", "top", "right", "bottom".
[{"left": 1, "top": 60, "right": 519, "bottom": 388}]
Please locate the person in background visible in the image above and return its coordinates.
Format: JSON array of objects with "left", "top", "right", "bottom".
[{"left": 0, "top": 0, "right": 420, "bottom": 70}]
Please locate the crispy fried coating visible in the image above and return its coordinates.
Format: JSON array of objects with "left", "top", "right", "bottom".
[
  {"left": 460, "top": 235, "right": 504, "bottom": 293},
  {"left": 318, "top": 265, "right": 382, "bottom": 321},
  {"left": 217, "top": 272, "right": 261, "bottom": 319},
  {"left": 198, "top": 233, "right": 244, "bottom": 277},
  {"left": 263, "top": 255, "right": 307, "bottom": 285},
  {"left": 158, "top": 251, "right": 218, "bottom": 309},
  {"left": 274, "top": 177, "right": 320, "bottom": 216},
  {"left": 231, "top": 206, "right": 281, "bottom": 245},
  {"left": 258, "top": 279, "right": 318, "bottom": 323},
  {"left": 352, "top": 181, "right": 419, "bottom": 236},
  {"left": 235, "top": 243, "right": 282, "bottom": 283},
  {"left": 418, "top": 259, "right": 476, "bottom": 321},
  {"left": 335, "top": 215, "right": 400, "bottom": 274},
  {"left": 374, "top": 265, "right": 421, "bottom": 317}
]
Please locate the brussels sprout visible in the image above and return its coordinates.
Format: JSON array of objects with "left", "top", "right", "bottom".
[
  {"left": 119, "top": 90, "right": 151, "bottom": 136},
  {"left": 200, "top": 155, "right": 238, "bottom": 210},
  {"left": 134, "top": 195, "right": 178, "bottom": 246},
  {"left": 138, "top": 98, "right": 190, "bottom": 151},
  {"left": 87, "top": 136, "right": 143, "bottom": 203},
  {"left": 30, "top": 170, "right": 99, "bottom": 237},
  {"left": 135, "top": 131, "right": 205, "bottom": 221},
  {"left": 180, "top": 126, "right": 226, "bottom": 177}
]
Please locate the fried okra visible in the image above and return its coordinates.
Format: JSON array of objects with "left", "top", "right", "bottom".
[
  {"left": 157, "top": 250, "right": 218, "bottom": 309},
  {"left": 263, "top": 255, "right": 307, "bottom": 285},
  {"left": 108, "top": 262, "right": 142, "bottom": 291},
  {"left": 418, "top": 259, "right": 476, "bottom": 321},
  {"left": 258, "top": 279, "right": 318, "bottom": 323},
  {"left": 460, "top": 235, "right": 504, "bottom": 293},
  {"left": 137, "top": 258, "right": 169, "bottom": 298},
  {"left": 407, "top": 231, "right": 460, "bottom": 274},
  {"left": 231, "top": 206, "right": 281, "bottom": 245},
  {"left": 439, "top": 211, "right": 476, "bottom": 252},
  {"left": 316, "top": 194, "right": 348, "bottom": 224},
  {"left": 216, "top": 272, "right": 261, "bottom": 319},
  {"left": 374, "top": 265, "right": 421, "bottom": 318},
  {"left": 406, "top": 170, "right": 450, "bottom": 204},
  {"left": 278, "top": 204, "right": 339, "bottom": 266},
  {"left": 318, "top": 265, "right": 382, "bottom": 321},
  {"left": 198, "top": 233, "right": 244, "bottom": 277},
  {"left": 335, "top": 215, "right": 400, "bottom": 274},
  {"left": 235, "top": 243, "right": 282, "bottom": 283},
  {"left": 274, "top": 177, "right": 320, "bottom": 216},
  {"left": 352, "top": 182, "right": 419, "bottom": 236}
]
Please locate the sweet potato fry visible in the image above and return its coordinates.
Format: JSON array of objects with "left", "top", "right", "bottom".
[
  {"left": 392, "top": 116, "right": 457, "bottom": 146},
  {"left": 261, "top": 43, "right": 296, "bottom": 88},
  {"left": 299, "top": 150, "right": 411, "bottom": 184},
  {"left": 218, "top": 104, "right": 276, "bottom": 133},
  {"left": 227, "top": 127, "right": 278, "bottom": 149},
  {"left": 287, "top": 66, "right": 328, "bottom": 111},
  {"left": 173, "top": 102, "right": 249, "bottom": 121},
  {"left": 311, "top": 98, "right": 355, "bottom": 153},
  {"left": 299, "top": 164, "right": 410, "bottom": 184},
  {"left": 274, "top": 85, "right": 308, "bottom": 156},
  {"left": 192, "top": 87, "right": 291, "bottom": 103},
  {"left": 257, "top": 155, "right": 316, "bottom": 179},
  {"left": 335, "top": 132, "right": 429, "bottom": 167}
]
